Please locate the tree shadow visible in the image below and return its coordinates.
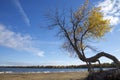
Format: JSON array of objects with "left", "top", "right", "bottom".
[{"left": 85, "top": 69, "right": 120, "bottom": 80}]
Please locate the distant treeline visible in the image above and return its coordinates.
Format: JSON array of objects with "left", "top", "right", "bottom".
[{"left": 0, "top": 63, "right": 118, "bottom": 68}]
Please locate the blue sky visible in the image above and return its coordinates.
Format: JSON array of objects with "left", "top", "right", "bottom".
[{"left": 0, "top": 0, "right": 120, "bottom": 66}]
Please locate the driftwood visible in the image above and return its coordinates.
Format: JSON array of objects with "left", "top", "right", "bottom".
[{"left": 86, "top": 69, "right": 120, "bottom": 80}]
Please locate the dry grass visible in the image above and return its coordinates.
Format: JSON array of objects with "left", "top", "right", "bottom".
[{"left": 0, "top": 72, "right": 88, "bottom": 80}]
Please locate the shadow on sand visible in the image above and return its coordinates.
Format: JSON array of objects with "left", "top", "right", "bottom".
[{"left": 85, "top": 69, "right": 120, "bottom": 80}]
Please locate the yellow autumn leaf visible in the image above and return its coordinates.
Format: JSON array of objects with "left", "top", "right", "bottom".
[{"left": 87, "top": 7, "right": 111, "bottom": 38}]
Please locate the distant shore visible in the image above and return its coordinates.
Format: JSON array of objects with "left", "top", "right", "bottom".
[
  {"left": 0, "top": 63, "right": 116, "bottom": 68},
  {"left": 0, "top": 72, "right": 88, "bottom": 80}
]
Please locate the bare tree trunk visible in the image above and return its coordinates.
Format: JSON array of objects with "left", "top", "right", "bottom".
[
  {"left": 84, "top": 52, "right": 120, "bottom": 68},
  {"left": 77, "top": 52, "right": 120, "bottom": 72},
  {"left": 97, "top": 60, "right": 103, "bottom": 72},
  {"left": 86, "top": 62, "right": 92, "bottom": 72}
]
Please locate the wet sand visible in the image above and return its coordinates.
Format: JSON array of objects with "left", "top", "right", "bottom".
[{"left": 0, "top": 72, "right": 88, "bottom": 80}]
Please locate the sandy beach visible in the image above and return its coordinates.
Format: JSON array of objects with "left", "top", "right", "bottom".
[{"left": 0, "top": 72, "right": 88, "bottom": 80}]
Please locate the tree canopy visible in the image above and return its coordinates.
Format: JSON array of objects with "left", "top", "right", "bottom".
[{"left": 47, "top": 0, "right": 119, "bottom": 72}]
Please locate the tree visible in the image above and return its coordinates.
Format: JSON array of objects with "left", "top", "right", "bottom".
[{"left": 46, "top": 0, "right": 120, "bottom": 72}]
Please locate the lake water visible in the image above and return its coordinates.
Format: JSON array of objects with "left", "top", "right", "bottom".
[{"left": 0, "top": 67, "right": 113, "bottom": 73}]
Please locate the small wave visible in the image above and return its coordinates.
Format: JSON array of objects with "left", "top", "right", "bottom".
[
  {"left": 43, "top": 71, "right": 50, "bottom": 73},
  {"left": 26, "top": 71, "right": 51, "bottom": 73},
  {"left": 5, "top": 71, "right": 13, "bottom": 73},
  {"left": 0, "top": 72, "right": 4, "bottom": 74},
  {"left": 0, "top": 71, "right": 13, "bottom": 74},
  {"left": 19, "top": 71, "right": 51, "bottom": 74},
  {"left": 59, "top": 71, "right": 65, "bottom": 72}
]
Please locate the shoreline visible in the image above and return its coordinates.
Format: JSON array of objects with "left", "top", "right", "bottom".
[
  {"left": 0, "top": 71, "right": 88, "bottom": 74},
  {"left": 0, "top": 68, "right": 113, "bottom": 74},
  {"left": 0, "top": 71, "right": 88, "bottom": 80}
]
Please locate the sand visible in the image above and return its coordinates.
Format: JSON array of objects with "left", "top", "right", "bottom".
[{"left": 0, "top": 72, "right": 88, "bottom": 80}]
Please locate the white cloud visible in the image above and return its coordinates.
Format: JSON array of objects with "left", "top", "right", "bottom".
[
  {"left": 97, "top": 0, "right": 120, "bottom": 26},
  {"left": 37, "top": 51, "right": 44, "bottom": 57},
  {"left": 13, "top": 0, "right": 30, "bottom": 26},
  {"left": 0, "top": 24, "right": 44, "bottom": 57}
]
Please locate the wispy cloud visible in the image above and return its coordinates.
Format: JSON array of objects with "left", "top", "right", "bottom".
[
  {"left": 97, "top": 0, "right": 120, "bottom": 26},
  {"left": 0, "top": 24, "right": 44, "bottom": 57},
  {"left": 13, "top": 0, "right": 30, "bottom": 26}
]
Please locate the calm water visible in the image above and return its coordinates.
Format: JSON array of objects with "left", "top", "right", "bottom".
[{"left": 0, "top": 67, "right": 113, "bottom": 73}]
